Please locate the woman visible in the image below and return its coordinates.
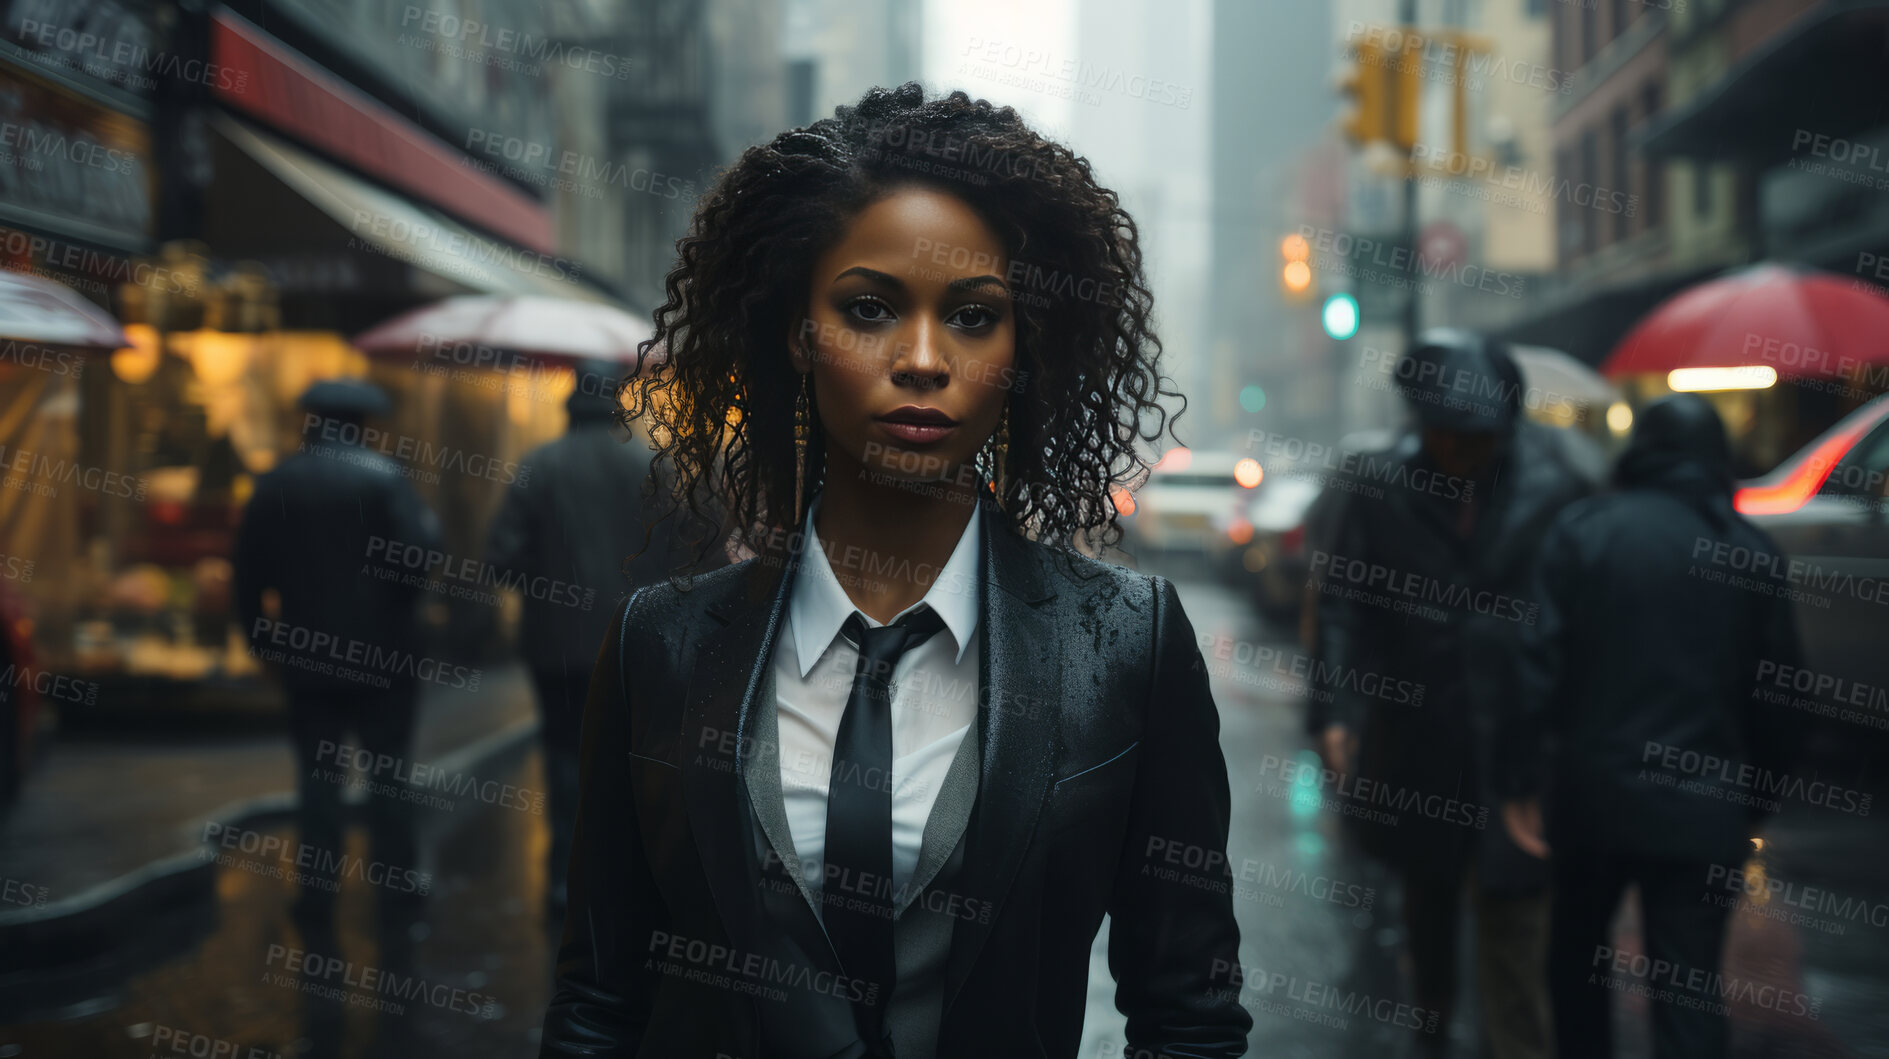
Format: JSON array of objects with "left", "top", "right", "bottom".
[{"left": 541, "top": 83, "right": 1250, "bottom": 1059}]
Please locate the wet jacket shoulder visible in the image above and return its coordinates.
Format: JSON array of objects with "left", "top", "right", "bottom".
[{"left": 1032, "top": 548, "right": 1253, "bottom": 1053}]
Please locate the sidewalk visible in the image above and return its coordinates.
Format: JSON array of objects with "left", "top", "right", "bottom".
[{"left": 0, "top": 665, "right": 538, "bottom": 975}]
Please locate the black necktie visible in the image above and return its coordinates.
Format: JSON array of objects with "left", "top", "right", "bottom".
[{"left": 825, "top": 605, "right": 947, "bottom": 1052}]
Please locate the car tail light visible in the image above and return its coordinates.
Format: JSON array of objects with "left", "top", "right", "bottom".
[
  {"left": 1279, "top": 525, "right": 1305, "bottom": 556},
  {"left": 1110, "top": 485, "right": 1136, "bottom": 517},
  {"left": 1734, "top": 426, "right": 1870, "bottom": 516}
]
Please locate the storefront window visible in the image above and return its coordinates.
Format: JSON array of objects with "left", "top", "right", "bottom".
[
  {"left": 57, "top": 321, "right": 576, "bottom": 702},
  {"left": 68, "top": 329, "right": 367, "bottom": 696}
]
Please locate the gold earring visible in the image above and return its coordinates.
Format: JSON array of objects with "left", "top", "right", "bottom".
[{"left": 794, "top": 370, "right": 810, "bottom": 465}]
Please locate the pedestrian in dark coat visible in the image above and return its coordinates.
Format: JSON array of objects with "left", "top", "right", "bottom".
[
  {"left": 1498, "top": 393, "right": 1805, "bottom": 1059},
  {"left": 1310, "top": 329, "right": 1593, "bottom": 1059},
  {"left": 483, "top": 361, "right": 701, "bottom": 911},
  {"left": 233, "top": 379, "right": 444, "bottom": 938}
]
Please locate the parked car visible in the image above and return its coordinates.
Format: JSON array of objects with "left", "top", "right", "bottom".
[
  {"left": 1235, "top": 430, "right": 1403, "bottom": 628},
  {"left": 1120, "top": 448, "right": 1261, "bottom": 566},
  {"left": 1736, "top": 394, "right": 1889, "bottom": 761},
  {"left": 1239, "top": 472, "right": 1325, "bottom": 621}
]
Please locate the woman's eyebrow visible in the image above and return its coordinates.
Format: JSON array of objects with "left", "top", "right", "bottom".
[
  {"left": 947, "top": 275, "right": 1008, "bottom": 295},
  {"left": 832, "top": 267, "right": 1008, "bottom": 297},
  {"left": 833, "top": 266, "right": 904, "bottom": 287}
]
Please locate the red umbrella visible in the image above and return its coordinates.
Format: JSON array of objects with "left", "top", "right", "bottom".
[
  {"left": 353, "top": 294, "right": 657, "bottom": 367},
  {"left": 0, "top": 270, "right": 129, "bottom": 348},
  {"left": 1603, "top": 264, "right": 1889, "bottom": 384}
]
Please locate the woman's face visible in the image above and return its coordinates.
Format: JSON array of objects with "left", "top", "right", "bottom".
[{"left": 797, "top": 184, "right": 1017, "bottom": 484}]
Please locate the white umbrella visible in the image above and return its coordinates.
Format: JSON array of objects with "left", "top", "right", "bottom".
[
  {"left": 353, "top": 294, "right": 656, "bottom": 367},
  {"left": 1511, "top": 344, "right": 1619, "bottom": 408},
  {"left": 0, "top": 271, "right": 129, "bottom": 348}
]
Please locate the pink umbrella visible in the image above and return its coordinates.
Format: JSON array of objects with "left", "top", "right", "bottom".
[
  {"left": 0, "top": 270, "right": 129, "bottom": 348},
  {"left": 353, "top": 294, "right": 658, "bottom": 368}
]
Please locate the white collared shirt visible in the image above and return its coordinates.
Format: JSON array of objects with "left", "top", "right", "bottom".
[{"left": 772, "top": 499, "right": 982, "bottom": 911}]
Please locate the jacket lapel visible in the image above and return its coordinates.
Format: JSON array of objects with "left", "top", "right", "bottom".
[
  {"left": 682, "top": 547, "right": 795, "bottom": 963},
  {"left": 941, "top": 497, "right": 1063, "bottom": 1015},
  {"left": 680, "top": 498, "right": 1067, "bottom": 1015}
]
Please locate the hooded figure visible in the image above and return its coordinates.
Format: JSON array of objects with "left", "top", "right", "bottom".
[
  {"left": 483, "top": 359, "right": 703, "bottom": 910},
  {"left": 1610, "top": 390, "right": 1739, "bottom": 527},
  {"left": 1497, "top": 394, "right": 1805, "bottom": 1059},
  {"left": 1309, "top": 329, "right": 1593, "bottom": 1059}
]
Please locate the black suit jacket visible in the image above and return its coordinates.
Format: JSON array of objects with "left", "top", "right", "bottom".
[{"left": 541, "top": 497, "right": 1252, "bottom": 1058}]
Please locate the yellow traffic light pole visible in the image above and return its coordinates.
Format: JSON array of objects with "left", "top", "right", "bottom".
[
  {"left": 1339, "top": 40, "right": 1388, "bottom": 147},
  {"left": 1339, "top": 25, "right": 1492, "bottom": 171},
  {"left": 1334, "top": 13, "right": 1492, "bottom": 347}
]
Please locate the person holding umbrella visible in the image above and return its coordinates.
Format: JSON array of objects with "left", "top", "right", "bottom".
[{"left": 233, "top": 379, "right": 443, "bottom": 942}]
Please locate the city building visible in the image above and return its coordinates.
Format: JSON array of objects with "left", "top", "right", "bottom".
[
  {"left": 782, "top": 0, "right": 920, "bottom": 127},
  {"left": 1071, "top": 0, "right": 1215, "bottom": 441},
  {"left": 1206, "top": 0, "right": 1336, "bottom": 444},
  {"left": 1639, "top": 0, "right": 1889, "bottom": 465},
  {"left": 1497, "top": 0, "right": 1691, "bottom": 371},
  {"left": 1502, "top": 0, "right": 1889, "bottom": 470},
  {"left": 1, "top": 0, "right": 626, "bottom": 712}
]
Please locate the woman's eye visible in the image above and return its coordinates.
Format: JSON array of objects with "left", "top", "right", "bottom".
[
  {"left": 847, "top": 298, "right": 894, "bottom": 324},
  {"left": 949, "top": 305, "right": 998, "bottom": 330}
]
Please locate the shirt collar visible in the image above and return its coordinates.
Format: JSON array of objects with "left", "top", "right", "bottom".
[{"left": 788, "top": 495, "right": 983, "bottom": 678}]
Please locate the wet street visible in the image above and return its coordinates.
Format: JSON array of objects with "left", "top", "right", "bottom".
[{"left": 3, "top": 576, "right": 1885, "bottom": 1058}]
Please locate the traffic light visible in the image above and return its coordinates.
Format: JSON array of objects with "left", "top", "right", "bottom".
[
  {"left": 1338, "top": 27, "right": 1430, "bottom": 156},
  {"left": 1321, "top": 293, "right": 1360, "bottom": 340},
  {"left": 1389, "top": 42, "right": 1421, "bottom": 152},
  {"left": 1280, "top": 233, "right": 1313, "bottom": 300},
  {"left": 1337, "top": 40, "right": 1388, "bottom": 147}
]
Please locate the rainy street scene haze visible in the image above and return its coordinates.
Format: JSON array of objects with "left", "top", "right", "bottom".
[{"left": 1, "top": 1, "right": 1888, "bottom": 1058}]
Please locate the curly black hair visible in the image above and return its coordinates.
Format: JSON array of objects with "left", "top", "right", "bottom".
[{"left": 625, "top": 81, "right": 1182, "bottom": 571}]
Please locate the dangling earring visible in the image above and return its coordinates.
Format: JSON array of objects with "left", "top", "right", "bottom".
[
  {"left": 794, "top": 371, "right": 810, "bottom": 466},
  {"left": 794, "top": 370, "right": 814, "bottom": 515},
  {"left": 988, "top": 401, "right": 1011, "bottom": 503}
]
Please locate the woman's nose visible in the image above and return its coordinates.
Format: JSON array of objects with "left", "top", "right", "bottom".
[{"left": 890, "top": 320, "right": 949, "bottom": 389}]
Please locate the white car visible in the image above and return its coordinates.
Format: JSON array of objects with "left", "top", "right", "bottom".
[{"left": 1120, "top": 449, "right": 1261, "bottom": 562}]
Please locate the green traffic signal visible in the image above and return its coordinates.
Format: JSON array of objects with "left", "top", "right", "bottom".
[{"left": 1322, "top": 293, "right": 1360, "bottom": 340}]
